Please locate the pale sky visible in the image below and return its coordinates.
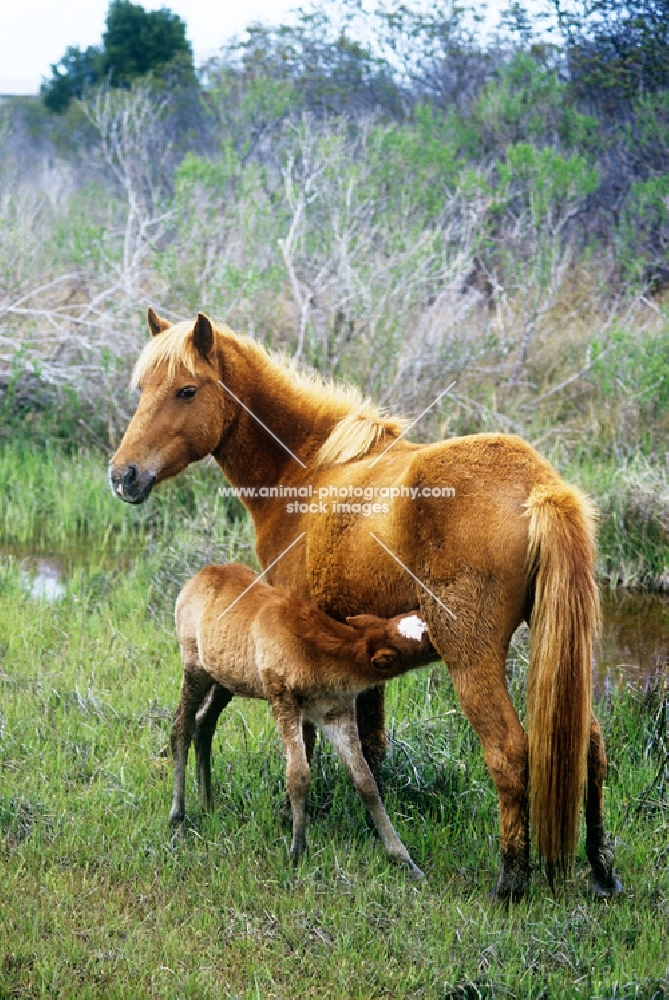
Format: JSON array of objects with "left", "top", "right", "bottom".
[{"left": 0, "top": 0, "right": 302, "bottom": 94}]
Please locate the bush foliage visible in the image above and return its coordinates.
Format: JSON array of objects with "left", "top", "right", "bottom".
[{"left": 0, "top": 0, "right": 667, "bottom": 588}]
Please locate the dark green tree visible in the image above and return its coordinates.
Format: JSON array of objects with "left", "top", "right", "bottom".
[
  {"left": 101, "top": 0, "right": 193, "bottom": 86},
  {"left": 41, "top": 45, "right": 104, "bottom": 113},
  {"left": 41, "top": 0, "right": 193, "bottom": 112}
]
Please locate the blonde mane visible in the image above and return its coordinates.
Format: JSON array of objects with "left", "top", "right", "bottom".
[
  {"left": 314, "top": 410, "right": 400, "bottom": 466},
  {"left": 131, "top": 320, "right": 213, "bottom": 387},
  {"left": 131, "top": 317, "right": 406, "bottom": 465}
]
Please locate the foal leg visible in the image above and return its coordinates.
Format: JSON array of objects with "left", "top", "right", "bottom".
[
  {"left": 585, "top": 711, "right": 622, "bottom": 897},
  {"left": 280, "top": 720, "right": 316, "bottom": 825},
  {"left": 268, "top": 690, "right": 311, "bottom": 863},
  {"left": 170, "top": 665, "right": 215, "bottom": 824},
  {"left": 320, "top": 708, "right": 424, "bottom": 879},
  {"left": 194, "top": 683, "right": 233, "bottom": 812}
]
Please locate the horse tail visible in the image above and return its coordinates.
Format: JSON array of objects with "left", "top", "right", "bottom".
[{"left": 524, "top": 482, "right": 599, "bottom": 874}]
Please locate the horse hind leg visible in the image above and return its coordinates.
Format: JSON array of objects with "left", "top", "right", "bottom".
[
  {"left": 586, "top": 712, "right": 622, "bottom": 897},
  {"left": 451, "top": 658, "right": 529, "bottom": 901},
  {"left": 194, "top": 683, "right": 233, "bottom": 812},
  {"left": 420, "top": 585, "right": 529, "bottom": 900}
]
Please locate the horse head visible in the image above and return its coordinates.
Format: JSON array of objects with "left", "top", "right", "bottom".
[{"left": 109, "top": 309, "right": 236, "bottom": 504}]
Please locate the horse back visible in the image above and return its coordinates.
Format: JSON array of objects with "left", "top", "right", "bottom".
[{"left": 266, "top": 433, "right": 558, "bottom": 622}]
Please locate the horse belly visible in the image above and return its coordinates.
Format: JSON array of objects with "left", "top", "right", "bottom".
[{"left": 305, "top": 517, "right": 419, "bottom": 620}]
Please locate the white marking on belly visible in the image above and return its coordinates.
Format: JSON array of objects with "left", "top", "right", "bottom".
[{"left": 397, "top": 615, "right": 428, "bottom": 641}]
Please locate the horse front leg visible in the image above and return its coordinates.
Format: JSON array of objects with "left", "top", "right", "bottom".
[
  {"left": 171, "top": 665, "right": 215, "bottom": 824},
  {"left": 194, "top": 683, "right": 233, "bottom": 812},
  {"left": 585, "top": 712, "right": 623, "bottom": 897}
]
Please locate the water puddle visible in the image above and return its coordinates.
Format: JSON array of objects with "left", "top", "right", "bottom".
[
  {"left": 24, "top": 557, "right": 67, "bottom": 601},
  {"left": 598, "top": 591, "right": 668, "bottom": 691},
  {"left": 1, "top": 547, "right": 88, "bottom": 603}
]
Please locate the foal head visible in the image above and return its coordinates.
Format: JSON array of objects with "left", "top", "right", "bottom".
[
  {"left": 110, "top": 310, "right": 235, "bottom": 504},
  {"left": 347, "top": 612, "right": 436, "bottom": 671}
]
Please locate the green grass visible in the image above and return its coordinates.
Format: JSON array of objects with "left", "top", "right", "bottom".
[
  {"left": 0, "top": 555, "right": 667, "bottom": 999},
  {"left": 562, "top": 457, "right": 669, "bottom": 591},
  {"left": 0, "top": 445, "right": 668, "bottom": 998},
  {"left": 0, "top": 442, "right": 254, "bottom": 566}
]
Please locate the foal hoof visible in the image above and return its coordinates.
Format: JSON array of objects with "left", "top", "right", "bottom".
[
  {"left": 593, "top": 871, "right": 623, "bottom": 898},
  {"left": 289, "top": 835, "right": 307, "bottom": 867},
  {"left": 407, "top": 861, "right": 426, "bottom": 881}
]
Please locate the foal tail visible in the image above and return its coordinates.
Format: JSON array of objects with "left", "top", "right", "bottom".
[{"left": 524, "top": 482, "right": 599, "bottom": 874}]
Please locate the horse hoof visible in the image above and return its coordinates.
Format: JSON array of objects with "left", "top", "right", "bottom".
[
  {"left": 491, "top": 849, "right": 529, "bottom": 903},
  {"left": 490, "top": 879, "right": 528, "bottom": 905},
  {"left": 593, "top": 872, "right": 623, "bottom": 898}
]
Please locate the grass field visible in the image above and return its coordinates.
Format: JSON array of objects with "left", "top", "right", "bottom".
[{"left": 0, "top": 447, "right": 667, "bottom": 999}]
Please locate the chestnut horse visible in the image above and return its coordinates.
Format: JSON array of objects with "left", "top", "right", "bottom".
[{"left": 110, "top": 309, "right": 621, "bottom": 900}]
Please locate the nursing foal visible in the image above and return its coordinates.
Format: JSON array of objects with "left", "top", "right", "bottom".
[{"left": 171, "top": 563, "right": 435, "bottom": 878}]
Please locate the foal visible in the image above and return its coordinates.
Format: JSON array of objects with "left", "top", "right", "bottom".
[{"left": 171, "top": 563, "right": 435, "bottom": 878}]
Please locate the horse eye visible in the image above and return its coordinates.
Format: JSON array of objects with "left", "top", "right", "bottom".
[{"left": 176, "top": 386, "right": 197, "bottom": 400}]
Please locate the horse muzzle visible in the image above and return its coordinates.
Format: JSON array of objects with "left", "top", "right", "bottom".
[{"left": 108, "top": 462, "right": 156, "bottom": 505}]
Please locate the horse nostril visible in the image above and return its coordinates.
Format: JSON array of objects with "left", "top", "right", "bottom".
[{"left": 122, "top": 463, "right": 139, "bottom": 488}]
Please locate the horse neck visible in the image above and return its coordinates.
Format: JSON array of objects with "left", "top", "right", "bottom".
[{"left": 212, "top": 337, "right": 346, "bottom": 491}]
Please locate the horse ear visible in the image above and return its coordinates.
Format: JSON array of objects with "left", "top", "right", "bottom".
[
  {"left": 193, "top": 312, "right": 214, "bottom": 360},
  {"left": 147, "top": 307, "right": 170, "bottom": 337},
  {"left": 346, "top": 614, "right": 381, "bottom": 631}
]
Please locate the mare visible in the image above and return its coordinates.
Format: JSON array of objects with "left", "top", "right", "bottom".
[
  {"left": 172, "top": 562, "right": 435, "bottom": 877},
  {"left": 109, "top": 309, "right": 622, "bottom": 900}
]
